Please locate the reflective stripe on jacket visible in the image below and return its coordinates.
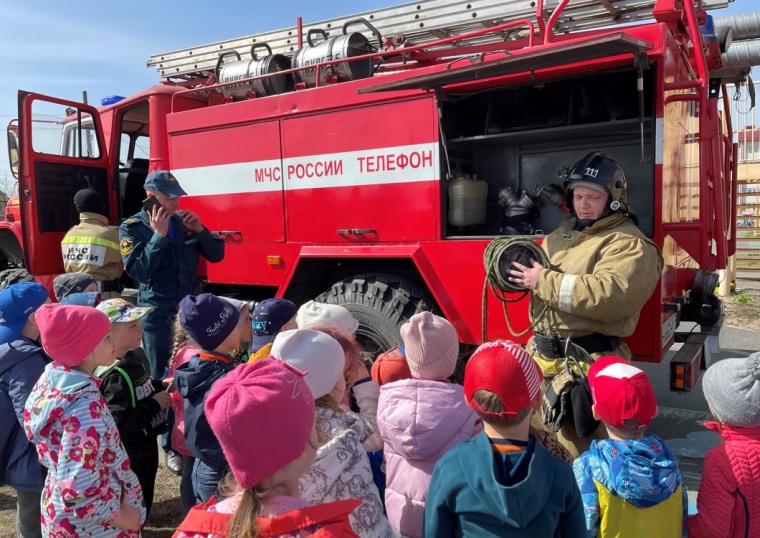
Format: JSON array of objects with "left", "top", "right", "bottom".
[{"left": 61, "top": 212, "right": 123, "bottom": 281}]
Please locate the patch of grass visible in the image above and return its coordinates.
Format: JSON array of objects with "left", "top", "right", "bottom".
[
  {"left": 733, "top": 292, "right": 753, "bottom": 304},
  {"left": 1, "top": 463, "right": 182, "bottom": 538}
]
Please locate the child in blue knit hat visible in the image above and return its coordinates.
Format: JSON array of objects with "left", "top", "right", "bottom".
[
  {"left": 173, "top": 293, "right": 242, "bottom": 503},
  {"left": 0, "top": 282, "right": 51, "bottom": 538}
]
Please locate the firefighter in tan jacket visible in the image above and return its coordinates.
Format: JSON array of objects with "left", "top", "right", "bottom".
[
  {"left": 61, "top": 189, "right": 123, "bottom": 298},
  {"left": 509, "top": 152, "right": 663, "bottom": 456}
]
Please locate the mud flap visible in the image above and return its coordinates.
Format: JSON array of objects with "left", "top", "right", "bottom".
[{"left": 670, "top": 314, "right": 724, "bottom": 392}]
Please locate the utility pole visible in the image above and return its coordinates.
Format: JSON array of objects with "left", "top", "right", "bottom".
[{"left": 82, "top": 90, "right": 93, "bottom": 157}]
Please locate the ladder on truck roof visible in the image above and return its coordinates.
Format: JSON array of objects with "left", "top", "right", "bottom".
[{"left": 147, "top": 0, "right": 728, "bottom": 80}]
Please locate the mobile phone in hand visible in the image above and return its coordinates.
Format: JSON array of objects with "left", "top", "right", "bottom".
[{"left": 142, "top": 196, "right": 162, "bottom": 214}]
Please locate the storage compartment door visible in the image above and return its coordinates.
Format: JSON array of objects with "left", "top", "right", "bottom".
[
  {"left": 169, "top": 121, "right": 286, "bottom": 286},
  {"left": 282, "top": 98, "right": 439, "bottom": 242}
]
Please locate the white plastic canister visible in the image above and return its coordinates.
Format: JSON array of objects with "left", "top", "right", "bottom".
[{"left": 448, "top": 175, "right": 488, "bottom": 227}]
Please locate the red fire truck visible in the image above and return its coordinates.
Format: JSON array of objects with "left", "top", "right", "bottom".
[{"left": 5, "top": 0, "right": 759, "bottom": 390}]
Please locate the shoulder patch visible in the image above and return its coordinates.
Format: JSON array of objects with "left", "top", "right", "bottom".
[{"left": 120, "top": 237, "right": 134, "bottom": 256}]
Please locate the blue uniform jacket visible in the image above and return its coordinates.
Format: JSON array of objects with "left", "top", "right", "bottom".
[
  {"left": 0, "top": 337, "right": 50, "bottom": 491},
  {"left": 119, "top": 210, "right": 225, "bottom": 322}
]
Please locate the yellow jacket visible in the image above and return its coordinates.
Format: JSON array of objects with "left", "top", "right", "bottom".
[
  {"left": 531, "top": 213, "right": 663, "bottom": 373},
  {"left": 61, "top": 213, "right": 123, "bottom": 281},
  {"left": 596, "top": 482, "right": 683, "bottom": 538},
  {"left": 247, "top": 342, "right": 273, "bottom": 363}
]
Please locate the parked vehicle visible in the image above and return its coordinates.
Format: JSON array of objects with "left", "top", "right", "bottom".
[{"left": 7, "top": 0, "right": 760, "bottom": 390}]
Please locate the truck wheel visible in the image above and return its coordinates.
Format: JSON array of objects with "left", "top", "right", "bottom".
[
  {"left": 317, "top": 273, "right": 439, "bottom": 359},
  {"left": 0, "top": 268, "right": 34, "bottom": 291}
]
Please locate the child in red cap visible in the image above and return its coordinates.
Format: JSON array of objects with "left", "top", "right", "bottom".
[
  {"left": 425, "top": 340, "right": 586, "bottom": 538},
  {"left": 173, "top": 358, "right": 360, "bottom": 538},
  {"left": 573, "top": 356, "right": 687, "bottom": 538},
  {"left": 23, "top": 304, "right": 146, "bottom": 538}
]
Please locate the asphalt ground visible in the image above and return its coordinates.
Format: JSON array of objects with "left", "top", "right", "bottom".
[{"left": 640, "top": 323, "right": 759, "bottom": 505}]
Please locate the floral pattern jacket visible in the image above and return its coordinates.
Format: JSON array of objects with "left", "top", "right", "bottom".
[
  {"left": 299, "top": 406, "right": 393, "bottom": 538},
  {"left": 24, "top": 362, "right": 146, "bottom": 538}
]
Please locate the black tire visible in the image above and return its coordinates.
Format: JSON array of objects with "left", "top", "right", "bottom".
[
  {"left": 0, "top": 268, "right": 34, "bottom": 291},
  {"left": 317, "top": 273, "right": 439, "bottom": 358}
]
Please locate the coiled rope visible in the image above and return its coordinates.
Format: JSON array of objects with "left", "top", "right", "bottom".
[{"left": 482, "top": 237, "right": 550, "bottom": 341}]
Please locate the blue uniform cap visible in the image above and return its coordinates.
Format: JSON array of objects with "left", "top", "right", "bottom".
[{"left": 144, "top": 171, "right": 188, "bottom": 198}]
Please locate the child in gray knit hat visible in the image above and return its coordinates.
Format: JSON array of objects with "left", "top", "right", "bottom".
[{"left": 687, "top": 352, "right": 760, "bottom": 538}]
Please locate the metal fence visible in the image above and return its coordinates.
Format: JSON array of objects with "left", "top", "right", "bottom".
[{"left": 723, "top": 81, "right": 760, "bottom": 287}]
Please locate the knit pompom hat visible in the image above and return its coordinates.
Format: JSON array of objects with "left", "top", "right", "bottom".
[
  {"left": 296, "top": 301, "right": 359, "bottom": 336},
  {"left": 271, "top": 329, "right": 345, "bottom": 399},
  {"left": 703, "top": 352, "right": 760, "bottom": 428},
  {"left": 35, "top": 304, "right": 111, "bottom": 368},
  {"left": 401, "top": 312, "right": 459, "bottom": 379},
  {"left": 204, "top": 358, "right": 315, "bottom": 489}
]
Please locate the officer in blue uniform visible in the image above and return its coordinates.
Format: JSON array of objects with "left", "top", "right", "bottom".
[{"left": 119, "top": 171, "right": 225, "bottom": 379}]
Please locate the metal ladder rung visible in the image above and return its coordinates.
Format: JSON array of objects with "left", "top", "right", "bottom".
[
  {"left": 149, "top": 0, "right": 542, "bottom": 77},
  {"left": 147, "top": 0, "right": 728, "bottom": 79}
]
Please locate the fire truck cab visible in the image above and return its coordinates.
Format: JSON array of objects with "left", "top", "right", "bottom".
[{"left": 7, "top": 0, "right": 759, "bottom": 390}]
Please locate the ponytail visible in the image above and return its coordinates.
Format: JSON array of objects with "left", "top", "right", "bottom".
[
  {"left": 227, "top": 487, "right": 266, "bottom": 538},
  {"left": 169, "top": 313, "right": 192, "bottom": 370}
]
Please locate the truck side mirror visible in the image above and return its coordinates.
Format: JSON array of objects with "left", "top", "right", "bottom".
[{"left": 7, "top": 124, "right": 19, "bottom": 179}]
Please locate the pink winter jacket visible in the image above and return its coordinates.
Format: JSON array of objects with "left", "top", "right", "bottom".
[
  {"left": 377, "top": 379, "right": 481, "bottom": 538},
  {"left": 688, "top": 422, "right": 760, "bottom": 538},
  {"left": 169, "top": 345, "right": 198, "bottom": 458}
]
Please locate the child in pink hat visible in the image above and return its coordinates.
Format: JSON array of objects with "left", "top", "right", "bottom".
[
  {"left": 377, "top": 312, "right": 481, "bottom": 538},
  {"left": 23, "top": 304, "right": 146, "bottom": 538},
  {"left": 174, "top": 358, "right": 360, "bottom": 538}
]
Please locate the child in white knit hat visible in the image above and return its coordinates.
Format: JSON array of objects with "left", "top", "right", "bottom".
[
  {"left": 272, "top": 329, "right": 394, "bottom": 538},
  {"left": 297, "top": 301, "right": 384, "bottom": 452},
  {"left": 687, "top": 352, "right": 760, "bottom": 538},
  {"left": 376, "top": 311, "right": 481, "bottom": 538}
]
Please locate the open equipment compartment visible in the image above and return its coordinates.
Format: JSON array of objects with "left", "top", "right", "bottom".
[{"left": 441, "top": 67, "right": 656, "bottom": 239}]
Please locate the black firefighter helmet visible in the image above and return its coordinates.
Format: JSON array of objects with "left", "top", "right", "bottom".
[{"left": 562, "top": 152, "right": 630, "bottom": 216}]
